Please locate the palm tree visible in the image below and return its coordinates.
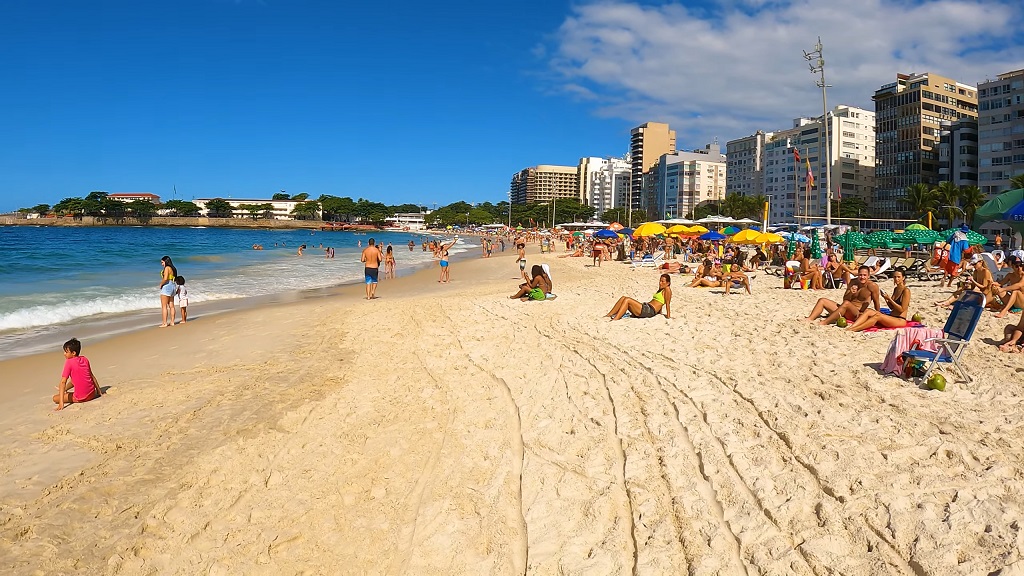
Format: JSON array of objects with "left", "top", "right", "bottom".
[
  {"left": 959, "top": 185, "right": 987, "bottom": 226},
  {"left": 902, "top": 183, "right": 938, "bottom": 226},
  {"left": 749, "top": 194, "right": 768, "bottom": 222},
  {"left": 1011, "top": 173, "right": 1024, "bottom": 191},
  {"left": 933, "top": 181, "right": 962, "bottom": 227}
]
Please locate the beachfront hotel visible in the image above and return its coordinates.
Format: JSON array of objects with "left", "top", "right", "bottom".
[
  {"left": 726, "top": 130, "right": 773, "bottom": 198},
  {"left": 872, "top": 72, "right": 979, "bottom": 221},
  {"left": 630, "top": 122, "right": 677, "bottom": 217},
  {"left": 509, "top": 165, "right": 581, "bottom": 205},
  {"left": 107, "top": 192, "right": 162, "bottom": 203},
  {"left": 578, "top": 156, "right": 631, "bottom": 216},
  {"left": 654, "top": 143, "right": 727, "bottom": 219},
  {"left": 760, "top": 105, "right": 875, "bottom": 224}
]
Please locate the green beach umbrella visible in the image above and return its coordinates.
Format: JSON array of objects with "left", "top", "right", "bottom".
[
  {"left": 906, "top": 223, "right": 929, "bottom": 231},
  {"left": 809, "top": 232, "right": 822, "bottom": 259},
  {"left": 895, "top": 228, "right": 942, "bottom": 246},
  {"left": 972, "top": 188, "right": 1024, "bottom": 236},
  {"left": 834, "top": 230, "right": 867, "bottom": 261},
  {"left": 866, "top": 230, "right": 896, "bottom": 248},
  {"left": 939, "top": 227, "right": 987, "bottom": 246},
  {"left": 786, "top": 235, "right": 796, "bottom": 258}
]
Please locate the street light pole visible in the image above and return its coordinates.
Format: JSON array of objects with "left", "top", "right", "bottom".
[{"left": 804, "top": 37, "right": 832, "bottom": 226}]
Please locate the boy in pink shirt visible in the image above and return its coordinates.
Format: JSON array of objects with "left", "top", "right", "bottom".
[{"left": 53, "top": 338, "right": 102, "bottom": 411}]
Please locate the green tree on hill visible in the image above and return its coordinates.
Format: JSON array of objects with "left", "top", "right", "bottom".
[
  {"left": 291, "top": 201, "right": 321, "bottom": 220},
  {"left": 291, "top": 193, "right": 309, "bottom": 201},
  {"left": 163, "top": 200, "right": 201, "bottom": 216},
  {"left": 272, "top": 192, "right": 290, "bottom": 200},
  {"left": 126, "top": 200, "right": 157, "bottom": 220}
]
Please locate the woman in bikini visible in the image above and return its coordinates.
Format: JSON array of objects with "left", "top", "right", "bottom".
[
  {"left": 437, "top": 238, "right": 456, "bottom": 283},
  {"left": 605, "top": 274, "right": 672, "bottom": 320},
  {"left": 384, "top": 245, "right": 396, "bottom": 279},
  {"left": 845, "top": 268, "right": 911, "bottom": 331},
  {"left": 158, "top": 256, "right": 178, "bottom": 327},
  {"left": 509, "top": 265, "right": 552, "bottom": 300}
]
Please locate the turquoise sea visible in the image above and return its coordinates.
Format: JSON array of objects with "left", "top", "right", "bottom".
[{"left": 0, "top": 225, "right": 471, "bottom": 359}]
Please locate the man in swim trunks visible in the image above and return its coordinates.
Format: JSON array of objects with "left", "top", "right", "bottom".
[
  {"left": 804, "top": 265, "right": 879, "bottom": 325},
  {"left": 361, "top": 238, "right": 382, "bottom": 299}
]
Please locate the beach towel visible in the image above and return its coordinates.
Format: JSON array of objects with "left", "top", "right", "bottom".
[
  {"left": 880, "top": 326, "right": 944, "bottom": 376},
  {"left": 861, "top": 321, "right": 924, "bottom": 333}
]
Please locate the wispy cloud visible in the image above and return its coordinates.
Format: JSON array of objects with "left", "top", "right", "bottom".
[{"left": 545, "top": 0, "right": 1023, "bottom": 147}]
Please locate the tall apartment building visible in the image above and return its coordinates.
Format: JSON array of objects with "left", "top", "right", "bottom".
[
  {"left": 629, "top": 122, "right": 676, "bottom": 216},
  {"left": 872, "top": 72, "right": 978, "bottom": 221},
  {"left": 726, "top": 130, "right": 772, "bottom": 197},
  {"left": 978, "top": 69, "right": 1024, "bottom": 196},
  {"left": 578, "top": 156, "right": 631, "bottom": 217},
  {"left": 509, "top": 165, "right": 581, "bottom": 205},
  {"left": 762, "top": 105, "right": 875, "bottom": 223},
  {"left": 938, "top": 118, "right": 979, "bottom": 188},
  {"left": 654, "top": 143, "right": 727, "bottom": 219}
]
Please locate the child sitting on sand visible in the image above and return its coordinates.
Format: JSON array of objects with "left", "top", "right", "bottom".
[{"left": 53, "top": 338, "right": 102, "bottom": 411}]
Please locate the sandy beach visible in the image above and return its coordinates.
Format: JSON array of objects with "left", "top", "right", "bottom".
[{"left": 2, "top": 247, "right": 1024, "bottom": 575}]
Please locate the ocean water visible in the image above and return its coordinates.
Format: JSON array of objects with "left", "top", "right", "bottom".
[{"left": 0, "top": 225, "right": 471, "bottom": 358}]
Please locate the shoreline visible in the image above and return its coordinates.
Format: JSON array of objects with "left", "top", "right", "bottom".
[{"left": 3, "top": 248, "right": 1024, "bottom": 574}]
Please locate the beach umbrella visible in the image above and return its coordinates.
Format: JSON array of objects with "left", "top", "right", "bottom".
[
  {"left": 780, "top": 231, "right": 811, "bottom": 243},
  {"left": 666, "top": 224, "right": 689, "bottom": 235},
  {"left": 730, "top": 229, "right": 762, "bottom": 244},
  {"left": 688, "top": 225, "right": 709, "bottom": 234},
  {"left": 700, "top": 231, "right": 727, "bottom": 241},
  {"left": 571, "top": 231, "right": 584, "bottom": 237},
  {"left": 866, "top": 230, "right": 895, "bottom": 248},
  {"left": 607, "top": 222, "right": 624, "bottom": 231},
  {"left": 786, "top": 235, "right": 796, "bottom": 258},
  {"left": 618, "top": 227, "right": 635, "bottom": 237},
  {"left": 809, "top": 232, "right": 822, "bottom": 259},
  {"left": 939, "top": 227, "right": 987, "bottom": 246},
  {"left": 834, "top": 230, "right": 868, "bottom": 261},
  {"left": 895, "top": 228, "right": 942, "bottom": 245},
  {"left": 906, "top": 223, "right": 929, "bottom": 230},
  {"left": 720, "top": 225, "right": 741, "bottom": 235},
  {"left": 633, "top": 222, "right": 667, "bottom": 237},
  {"left": 755, "top": 232, "right": 785, "bottom": 244},
  {"left": 973, "top": 188, "right": 1024, "bottom": 235},
  {"left": 593, "top": 229, "right": 618, "bottom": 239}
]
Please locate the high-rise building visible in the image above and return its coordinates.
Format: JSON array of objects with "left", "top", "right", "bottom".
[
  {"left": 629, "top": 122, "right": 676, "bottom": 216},
  {"left": 758, "top": 105, "right": 875, "bottom": 224},
  {"left": 509, "top": 165, "right": 581, "bottom": 205},
  {"left": 977, "top": 69, "right": 1024, "bottom": 196},
  {"left": 977, "top": 69, "right": 1024, "bottom": 242},
  {"left": 726, "top": 131, "right": 772, "bottom": 197},
  {"left": 654, "top": 143, "right": 727, "bottom": 219},
  {"left": 872, "top": 72, "right": 978, "bottom": 222},
  {"left": 938, "top": 118, "right": 979, "bottom": 188},
  {"left": 578, "top": 156, "right": 631, "bottom": 217}
]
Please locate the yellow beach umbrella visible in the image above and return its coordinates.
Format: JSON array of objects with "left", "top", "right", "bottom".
[
  {"left": 633, "top": 222, "right": 667, "bottom": 237},
  {"left": 666, "top": 224, "right": 689, "bottom": 235},
  {"left": 689, "top": 225, "right": 709, "bottom": 234},
  {"left": 755, "top": 232, "right": 784, "bottom": 244},
  {"left": 730, "top": 229, "right": 763, "bottom": 244}
]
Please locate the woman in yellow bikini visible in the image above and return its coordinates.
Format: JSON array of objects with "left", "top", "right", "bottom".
[{"left": 605, "top": 274, "right": 672, "bottom": 320}]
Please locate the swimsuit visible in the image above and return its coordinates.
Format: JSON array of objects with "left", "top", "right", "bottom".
[
  {"left": 638, "top": 303, "right": 657, "bottom": 318},
  {"left": 440, "top": 260, "right": 449, "bottom": 267},
  {"left": 364, "top": 267, "right": 379, "bottom": 284}
]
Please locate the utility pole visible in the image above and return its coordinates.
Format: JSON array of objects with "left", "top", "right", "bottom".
[{"left": 804, "top": 37, "right": 833, "bottom": 226}]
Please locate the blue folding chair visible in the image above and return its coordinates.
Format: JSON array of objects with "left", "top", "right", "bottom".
[{"left": 901, "top": 291, "right": 985, "bottom": 384}]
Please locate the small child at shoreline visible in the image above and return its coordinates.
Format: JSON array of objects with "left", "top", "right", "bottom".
[
  {"left": 175, "top": 276, "right": 189, "bottom": 323},
  {"left": 53, "top": 338, "right": 102, "bottom": 411}
]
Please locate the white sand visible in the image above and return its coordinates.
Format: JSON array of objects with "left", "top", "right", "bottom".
[{"left": 2, "top": 250, "right": 1024, "bottom": 575}]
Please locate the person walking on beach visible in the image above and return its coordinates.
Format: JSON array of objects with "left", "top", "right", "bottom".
[
  {"left": 517, "top": 240, "right": 528, "bottom": 281},
  {"left": 361, "top": 238, "right": 382, "bottom": 299},
  {"left": 159, "top": 256, "right": 178, "bottom": 327},
  {"left": 53, "top": 338, "right": 102, "bottom": 411}
]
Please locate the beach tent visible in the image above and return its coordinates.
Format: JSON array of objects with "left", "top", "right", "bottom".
[{"left": 972, "top": 188, "right": 1024, "bottom": 236}]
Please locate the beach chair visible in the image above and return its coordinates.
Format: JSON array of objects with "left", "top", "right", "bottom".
[
  {"left": 979, "top": 252, "right": 1010, "bottom": 282},
  {"left": 870, "top": 258, "right": 893, "bottom": 282},
  {"left": 900, "top": 291, "right": 985, "bottom": 384},
  {"left": 904, "top": 258, "right": 925, "bottom": 275},
  {"left": 630, "top": 252, "right": 663, "bottom": 269}
]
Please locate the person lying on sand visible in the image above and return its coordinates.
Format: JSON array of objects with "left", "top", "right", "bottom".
[
  {"left": 558, "top": 246, "right": 584, "bottom": 258},
  {"left": 658, "top": 261, "right": 691, "bottom": 274},
  {"left": 844, "top": 268, "right": 911, "bottom": 331},
  {"left": 605, "top": 274, "right": 671, "bottom": 320},
  {"left": 998, "top": 312, "right": 1024, "bottom": 353},
  {"left": 804, "top": 265, "right": 879, "bottom": 325}
]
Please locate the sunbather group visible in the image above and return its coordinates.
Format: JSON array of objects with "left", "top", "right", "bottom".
[
  {"left": 510, "top": 264, "right": 556, "bottom": 301},
  {"left": 804, "top": 265, "right": 915, "bottom": 331}
]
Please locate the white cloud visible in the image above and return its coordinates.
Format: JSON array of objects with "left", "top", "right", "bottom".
[{"left": 546, "top": 0, "right": 1023, "bottom": 147}]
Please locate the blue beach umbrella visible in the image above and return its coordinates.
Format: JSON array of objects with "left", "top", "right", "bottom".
[
  {"left": 593, "top": 229, "right": 618, "bottom": 239},
  {"left": 699, "top": 231, "right": 727, "bottom": 241},
  {"left": 618, "top": 227, "right": 635, "bottom": 237}
]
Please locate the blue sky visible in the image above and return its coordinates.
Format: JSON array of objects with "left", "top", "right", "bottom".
[{"left": 2, "top": 0, "right": 1022, "bottom": 212}]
